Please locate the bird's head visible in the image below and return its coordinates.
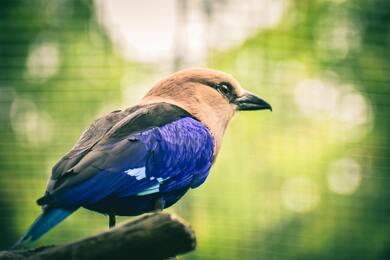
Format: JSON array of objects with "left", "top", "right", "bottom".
[{"left": 141, "top": 68, "right": 271, "bottom": 153}]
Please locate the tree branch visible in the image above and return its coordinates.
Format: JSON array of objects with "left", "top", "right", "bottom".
[{"left": 1, "top": 213, "right": 196, "bottom": 260}]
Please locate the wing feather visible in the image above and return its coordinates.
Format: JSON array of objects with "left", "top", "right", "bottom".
[{"left": 39, "top": 103, "right": 200, "bottom": 209}]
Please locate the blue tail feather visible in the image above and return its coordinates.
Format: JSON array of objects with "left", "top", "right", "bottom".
[{"left": 11, "top": 208, "right": 76, "bottom": 249}]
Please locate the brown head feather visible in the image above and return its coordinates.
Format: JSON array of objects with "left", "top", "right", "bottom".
[{"left": 139, "top": 68, "right": 245, "bottom": 155}]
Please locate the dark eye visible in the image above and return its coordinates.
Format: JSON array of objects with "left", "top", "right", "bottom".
[{"left": 218, "top": 83, "right": 231, "bottom": 96}]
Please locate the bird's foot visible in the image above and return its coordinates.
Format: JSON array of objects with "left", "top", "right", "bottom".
[
  {"left": 109, "top": 214, "right": 116, "bottom": 228},
  {"left": 154, "top": 197, "right": 165, "bottom": 212}
]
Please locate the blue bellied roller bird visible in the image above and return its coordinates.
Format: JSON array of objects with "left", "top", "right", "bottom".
[{"left": 13, "top": 68, "right": 271, "bottom": 248}]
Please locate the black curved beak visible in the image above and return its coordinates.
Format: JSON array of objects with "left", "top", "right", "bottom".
[{"left": 234, "top": 91, "right": 272, "bottom": 111}]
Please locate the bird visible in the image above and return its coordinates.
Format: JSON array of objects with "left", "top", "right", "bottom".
[{"left": 13, "top": 68, "right": 271, "bottom": 248}]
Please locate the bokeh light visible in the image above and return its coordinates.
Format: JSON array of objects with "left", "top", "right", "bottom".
[
  {"left": 327, "top": 158, "right": 362, "bottom": 195},
  {"left": 26, "top": 42, "right": 60, "bottom": 81},
  {"left": 282, "top": 176, "right": 321, "bottom": 213},
  {"left": 294, "top": 79, "right": 339, "bottom": 119},
  {"left": 10, "top": 97, "right": 54, "bottom": 145}
]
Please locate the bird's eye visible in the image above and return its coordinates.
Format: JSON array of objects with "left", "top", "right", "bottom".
[{"left": 218, "top": 83, "right": 231, "bottom": 96}]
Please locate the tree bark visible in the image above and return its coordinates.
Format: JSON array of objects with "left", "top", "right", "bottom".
[{"left": 1, "top": 213, "right": 196, "bottom": 260}]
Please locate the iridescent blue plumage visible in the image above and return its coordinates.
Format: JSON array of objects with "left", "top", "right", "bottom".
[
  {"left": 45, "top": 116, "right": 214, "bottom": 215},
  {"left": 14, "top": 115, "right": 214, "bottom": 248}
]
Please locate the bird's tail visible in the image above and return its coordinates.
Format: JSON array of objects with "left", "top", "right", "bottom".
[{"left": 11, "top": 208, "right": 76, "bottom": 249}]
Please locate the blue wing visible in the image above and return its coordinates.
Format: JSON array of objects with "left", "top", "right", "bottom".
[
  {"left": 14, "top": 104, "right": 214, "bottom": 247},
  {"left": 39, "top": 116, "right": 214, "bottom": 215}
]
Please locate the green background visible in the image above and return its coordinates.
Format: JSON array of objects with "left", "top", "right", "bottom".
[{"left": 0, "top": 0, "right": 389, "bottom": 259}]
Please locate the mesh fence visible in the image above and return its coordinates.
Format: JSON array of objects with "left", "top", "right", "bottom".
[{"left": 0, "top": 0, "right": 389, "bottom": 259}]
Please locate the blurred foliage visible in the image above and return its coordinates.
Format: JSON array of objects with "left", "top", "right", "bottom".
[
  {"left": 190, "top": 0, "right": 390, "bottom": 259},
  {"left": 0, "top": 0, "right": 389, "bottom": 259}
]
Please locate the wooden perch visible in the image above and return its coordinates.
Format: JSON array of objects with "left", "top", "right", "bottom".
[{"left": 1, "top": 213, "right": 196, "bottom": 260}]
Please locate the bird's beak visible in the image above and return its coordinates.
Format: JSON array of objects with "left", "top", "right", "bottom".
[{"left": 234, "top": 91, "right": 272, "bottom": 111}]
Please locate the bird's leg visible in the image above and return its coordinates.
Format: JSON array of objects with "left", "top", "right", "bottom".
[
  {"left": 154, "top": 197, "right": 166, "bottom": 212},
  {"left": 109, "top": 214, "right": 116, "bottom": 228}
]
